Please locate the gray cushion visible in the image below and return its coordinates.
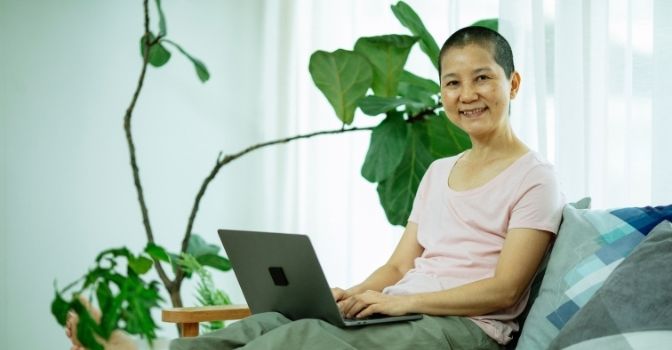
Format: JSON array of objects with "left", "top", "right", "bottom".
[
  {"left": 516, "top": 202, "right": 672, "bottom": 350},
  {"left": 548, "top": 220, "right": 672, "bottom": 349}
]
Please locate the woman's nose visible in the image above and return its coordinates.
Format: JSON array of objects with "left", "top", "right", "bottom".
[{"left": 459, "top": 85, "right": 478, "bottom": 103}]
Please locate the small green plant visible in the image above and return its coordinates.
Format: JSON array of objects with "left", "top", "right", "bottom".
[
  {"left": 178, "top": 253, "right": 232, "bottom": 333},
  {"left": 51, "top": 234, "right": 230, "bottom": 349},
  {"left": 51, "top": 246, "right": 164, "bottom": 350}
]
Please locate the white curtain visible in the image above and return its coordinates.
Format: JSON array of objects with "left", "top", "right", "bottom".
[
  {"left": 255, "top": 0, "right": 672, "bottom": 288},
  {"left": 500, "top": 0, "right": 672, "bottom": 208}
]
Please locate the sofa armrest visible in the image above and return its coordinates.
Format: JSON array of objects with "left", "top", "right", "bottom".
[{"left": 162, "top": 305, "right": 252, "bottom": 337}]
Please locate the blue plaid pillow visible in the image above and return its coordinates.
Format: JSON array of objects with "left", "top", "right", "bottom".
[{"left": 516, "top": 202, "right": 672, "bottom": 350}]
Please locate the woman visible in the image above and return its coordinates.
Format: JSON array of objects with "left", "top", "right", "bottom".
[{"left": 67, "top": 26, "right": 564, "bottom": 350}]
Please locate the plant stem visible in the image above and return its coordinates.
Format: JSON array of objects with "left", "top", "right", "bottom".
[
  {"left": 124, "top": 0, "right": 172, "bottom": 290},
  {"left": 176, "top": 126, "right": 374, "bottom": 284},
  {"left": 407, "top": 104, "right": 442, "bottom": 123},
  {"left": 128, "top": 0, "right": 379, "bottom": 310}
]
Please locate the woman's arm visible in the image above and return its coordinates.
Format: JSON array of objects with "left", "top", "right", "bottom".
[
  {"left": 352, "top": 227, "right": 552, "bottom": 318},
  {"left": 335, "top": 222, "right": 424, "bottom": 315}
]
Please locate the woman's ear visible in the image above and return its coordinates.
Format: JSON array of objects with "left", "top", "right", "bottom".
[{"left": 509, "top": 71, "right": 521, "bottom": 99}]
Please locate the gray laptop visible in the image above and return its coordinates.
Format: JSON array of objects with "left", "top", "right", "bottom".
[{"left": 218, "top": 229, "right": 422, "bottom": 327}]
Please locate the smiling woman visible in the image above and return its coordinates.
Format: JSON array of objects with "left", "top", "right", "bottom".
[
  {"left": 439, "top": 43, "right": 520, "bottom": 140},
  {"left": 166, "top": 25, "right": 564, "bottom": 350}
]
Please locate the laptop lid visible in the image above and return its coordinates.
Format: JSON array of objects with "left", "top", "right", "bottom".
[{"left": 218, "top": 229, "right": 422, "bottom": 327}]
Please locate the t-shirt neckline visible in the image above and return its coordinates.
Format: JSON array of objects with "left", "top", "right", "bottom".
[{"left": 445, "top": 151, "right": 533, "bottom": 196}]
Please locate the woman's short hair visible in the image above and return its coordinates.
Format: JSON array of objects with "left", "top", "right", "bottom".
[{"left": 438, "top": 26, "right": 515, "bottom": 79}]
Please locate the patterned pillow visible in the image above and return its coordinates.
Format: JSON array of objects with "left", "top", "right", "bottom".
[
  {"left": 516, "top": 202, "right": 672, "bottom": 350},
  {"left": 548, "top": 220, "right": 672, "bottom": 349}
]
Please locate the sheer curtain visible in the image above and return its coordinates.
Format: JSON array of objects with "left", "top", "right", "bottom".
[
  {"left": 500, "top": 0, "right": 672, "bottom": 208},
  {"left": 254, "top": 0, "right": 671, "bottom": 287}
]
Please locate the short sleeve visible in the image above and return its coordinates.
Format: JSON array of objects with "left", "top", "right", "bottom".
[
  {"left": 508, "top": 164, "right": 565, "bottom": 234},
  {"left": 407, "top": 161, "right": 436, "bottom": 225}
]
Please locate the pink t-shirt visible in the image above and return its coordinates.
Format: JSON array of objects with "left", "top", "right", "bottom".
[{"left": 383, "top": 151, "right": 564, "bottom": 345}]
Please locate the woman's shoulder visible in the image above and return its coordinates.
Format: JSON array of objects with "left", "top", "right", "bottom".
[
  {"left": 515, "top": 151, "right": 561, "bottom": 187},
  {"left": 430, "top": 152, "right": 465, "bottom": 169},
  {"left": 522, "top": 151, "right": 557, "bottom": 172}
]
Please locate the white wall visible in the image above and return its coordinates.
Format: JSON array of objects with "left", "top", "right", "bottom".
[
  {"left": 1, "top": 0, "right": 263, "bottom": 348},
  {"left": 1, "top": 44, "right": 8, "bottom": 350}
]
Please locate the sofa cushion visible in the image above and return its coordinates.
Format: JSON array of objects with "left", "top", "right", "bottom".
[
  {"left": 516, "top": 203, "right": 672, "bottom": 350},
  {"left": 548, "top": 220, "right": 672, "bottom": 349}
]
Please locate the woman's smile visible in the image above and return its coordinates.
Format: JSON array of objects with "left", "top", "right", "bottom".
[{"left": 459, "top": 107, "right": 488, "bottom": 118}]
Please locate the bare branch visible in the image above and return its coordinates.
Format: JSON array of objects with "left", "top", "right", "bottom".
[
  {"left": 175, "top": 126, "right": 374, "bottom": 283},
  {"left": 123, "top": 0, "right": 172, "bottom": 288}
]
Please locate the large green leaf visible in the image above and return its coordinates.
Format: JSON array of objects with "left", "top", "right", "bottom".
[
  {"left": 144, "top": 242, "right": 170, "bottom": 263},
  {"left": 50, "top": 289, "right": 70, "bottom": 326},
  {"left": 353, "top": 35, "right": 417, "bottom": 97},
  {"left": 139, "top": 33, "right": 171, "bottom": 67},
  {"left": 397, "top": 71, "right": 439, "bottom": 114},
  {"left": 361, "top": 112, "right": 408, "bottom": 182},
  {"left": 309, "top": 49, "right": 373, "bottom": 125},
  {"left": 376, "top": 122, "right": 434, "bottom": 226},
  {"left": 98, "top": 284, "right": 122, "bottom": 339},
  {"left": 196, "top": 254, "right": 232, "bottom": 272},
  {"left": 72, "top": 299, "right": 104, "bottom": 350},
  {"left": 187, "top": 234, "right": 220, "bottom": 257},
  {"left": 95, "top": 247, "right": 130, "bottom": 261},
  {"left": 426, "top": 111, "right": 471, "bottom": 158},
  {"left": 128, "top": 255, "right": 153, "bottom": 275},
  {"left": 397, "top": 87, "right": 436, "bottom": 115},
  {"left": 357, "top": 95, "right": 425, "bottom": 116},
  {"left": 399, "top": 70, "right": 439, "bottom": 94},
  {"left": 471, "top": 18, "right": 499, "bottom": 32},
  {"left": 163, "top": 40, "right": 210, "bottom": 82},
  {"left": 96, "top": 283, "right": 113, "bottom": 315},
  {"left": 391, "top": 1, "right": 441, "bottom": 70}
]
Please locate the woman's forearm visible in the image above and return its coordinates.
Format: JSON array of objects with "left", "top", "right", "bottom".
[
  {"left": 349, "top": 264, "right": 407, "bottom": 294},
  {"left": 406, "top": 276, "right": 520, "bottom": 317}
]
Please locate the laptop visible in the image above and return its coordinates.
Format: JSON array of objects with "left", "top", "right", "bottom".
[{"left": 218, "top": 229, "right": 423, "bottom": 327}]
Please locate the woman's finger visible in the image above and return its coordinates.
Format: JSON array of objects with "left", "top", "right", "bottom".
[
  {"left": 344, "top": 296, "right": 373, "bottom": 318},
  {"left": 357, "top": 304, "right": 378, "bottom": 319},
  {"left": 331, "top": 287, "right": 345, "bottom": 301}
]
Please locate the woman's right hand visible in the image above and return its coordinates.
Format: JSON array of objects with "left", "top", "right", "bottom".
[
  {"left": 332, "top": 287, "right": 360, "bottom": 316},
  {"left": 332, "top": 287, "right": 373, "bottom": 318},
  {"left": 331, "top": 287, "right": 348, "bottom": 302}
]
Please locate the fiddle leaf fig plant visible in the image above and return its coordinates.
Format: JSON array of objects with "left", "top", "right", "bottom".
[{"left": 309, "top": 1, "right": 485, "bottom": 225}]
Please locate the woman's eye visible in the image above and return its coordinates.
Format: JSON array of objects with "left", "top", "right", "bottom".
[{"left": 444, "top": 81, "right": 458, "bottom": 87}]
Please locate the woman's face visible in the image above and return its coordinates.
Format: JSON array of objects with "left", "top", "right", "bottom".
[{"left": 439, "top": 43, "right": 520, "bottom": 139}]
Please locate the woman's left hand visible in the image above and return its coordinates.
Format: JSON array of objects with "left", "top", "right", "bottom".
[{"left": 349, "top": 290, "right": 413, "bottom": 319}]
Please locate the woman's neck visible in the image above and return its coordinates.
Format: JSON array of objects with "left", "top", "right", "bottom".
[{"left": 464, "top": 126, "right": 528, "bottom": 163}]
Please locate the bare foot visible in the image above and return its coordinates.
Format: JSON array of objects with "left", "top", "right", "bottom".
[{"left": 65, "top": 297, "right": 138, "bottom": 350}]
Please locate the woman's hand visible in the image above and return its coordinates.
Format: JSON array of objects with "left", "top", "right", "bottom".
[
  {"left": 331, "top": 287, "right": 349, "bottom": 302},
  {"left": 332, "top": 287, "right": 359, "bottom": 316},
  {"left": 340, "top": 290, "right": 413, "bottom": 319}
]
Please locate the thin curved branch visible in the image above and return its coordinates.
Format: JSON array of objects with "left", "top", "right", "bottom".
[
  {"left": 175, "top": 126, "right": 374, "bottom": 283},
  {"left": 124, "top": 0, "right": 171, "bottom": 288}
]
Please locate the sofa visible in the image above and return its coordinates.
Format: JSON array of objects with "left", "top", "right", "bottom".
[{"left": 164, "top": 198, "right": 672, "bottom": 349}]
